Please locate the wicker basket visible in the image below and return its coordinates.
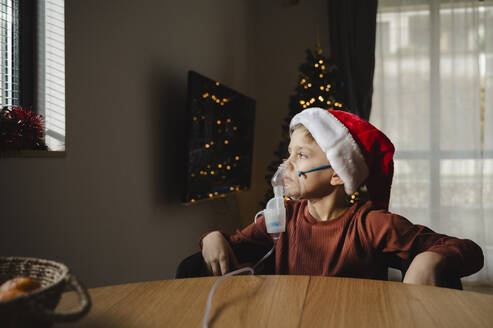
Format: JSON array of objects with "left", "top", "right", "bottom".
[{"left": 0, "top": 256, "right": 91, "bottom": 328}]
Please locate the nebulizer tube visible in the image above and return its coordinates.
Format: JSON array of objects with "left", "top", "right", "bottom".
[{"left": 202, "top": 163, "right": 291, "bottom": 328}]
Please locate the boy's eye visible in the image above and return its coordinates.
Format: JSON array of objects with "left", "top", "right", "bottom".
[{"left": 297, "top": 153, "right": 306, "bottom": 159}]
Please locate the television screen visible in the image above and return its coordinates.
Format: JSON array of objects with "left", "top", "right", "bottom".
[{"left": 182, "top": 71, "right": 256, "bottom": 204}]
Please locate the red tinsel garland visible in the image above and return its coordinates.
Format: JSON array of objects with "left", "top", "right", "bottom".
[{"left": 0, "top": 106, "right": 48, "bottom": 153}]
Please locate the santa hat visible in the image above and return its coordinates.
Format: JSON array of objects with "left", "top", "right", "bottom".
[{"left": 289, "top": 107, "right": 395, "bottom": 210}]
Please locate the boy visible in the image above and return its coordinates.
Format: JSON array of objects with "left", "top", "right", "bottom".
[{"left": 200, "top": 108, "right": 484, "bottom": 286}]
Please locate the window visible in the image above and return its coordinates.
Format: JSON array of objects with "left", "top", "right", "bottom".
[
  {"left": 0, "top": 0, "right": 65, "bottom": 151},
  {"left": 373, "top": 0, "right": 493, "bottom": 282}
]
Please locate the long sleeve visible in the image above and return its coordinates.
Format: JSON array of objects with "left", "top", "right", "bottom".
[
  {"left": 198, "top": 215, "right": 273, "bottom": 250},
  {"left": 361, "top": 210, "right": 484, "bottom": 277}
]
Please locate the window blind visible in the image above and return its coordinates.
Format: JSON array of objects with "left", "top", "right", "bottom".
[
  {"left": 0, "top": 0, "right": 19, "bottom": 107},
  {"left": 37, "top": 0, "right": 65, "bottom": 151}
]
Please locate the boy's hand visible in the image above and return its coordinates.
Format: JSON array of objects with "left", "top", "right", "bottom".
[
  {"left": 403, "top": 251, "right": 446, "bottom": 286},
  {"left": 202, "top": 231, "right": 240, "bottom": 276}
]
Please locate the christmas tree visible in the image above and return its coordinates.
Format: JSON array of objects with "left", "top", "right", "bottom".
[{"left": 261, "top": 46, "right": 348, "bottom": 207}]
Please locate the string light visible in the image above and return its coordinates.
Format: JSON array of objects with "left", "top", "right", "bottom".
[
  {"left": 205, "top": 144, "right": 210, "bottom": 148},
  {"left": 300, "top": 78, "right": 306, "bottom": 84},
  {"left": 321, "top": 65, "right": 326, "bottom": 70},
  {"left": 299, "top": 100, "right": 305, "bottom": 105},
  {"left": 307, "top": 83, "right": 312, "bottom": 87},
  {"left": 233, "top": 126, "right": 238, "bottom": 131},
  {"left": 226, "top": 165, "right": 231, "bottom": 170},
  {"left": 318, "top": 96, "right": 324, "bottom": 102},
  {"left": 202, "top": 93, "right": 209, "bottom": 98},
  {"left": 226, "top": 118, "right": 231, "bottom": 123},
  {"left": 320, "top": 86, "right": 324, "bottom": 91},
  {"left": 215, "top": 82, "right": 220, "bottom": 86},
  {"left": 191, "top": 199, "right": 196, "bottom": 203},
  {"left": 319, "top": 74, "right": 323, "bottom": 78},
  {"left": 217, "top": 120, "right": 221, "bottom": 125},
  {"left": 209, "top": 193, "right": 213, "bottom": 198},
  {"left": 318, "top": 60, "right": 323, "bottom": 64},
  {"left": 314, "top": 63, "right": 319, "bottom": 68},
  {"left": 218, "top": 164, "right": 222, "bottom": 168},
  {"left": 224, "top": 140, "right": 229, "bottom": 144},
  {"left": 193, "top": 116, "right": 198, "bottom": 121},
  {"left": 235, "top": 156, "right": 239, "bottom": 160},
  {"left": 230, "top": 186, "right": 234, "bottom": 191}
]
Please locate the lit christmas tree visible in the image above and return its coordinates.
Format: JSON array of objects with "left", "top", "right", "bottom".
[{"left": 261, "top": 46, "right": 348, "bottom": 207}]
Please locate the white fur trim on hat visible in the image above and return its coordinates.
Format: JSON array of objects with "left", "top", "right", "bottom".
[{"left": 289, "top": 107, "right": 369, "bottom": 195}]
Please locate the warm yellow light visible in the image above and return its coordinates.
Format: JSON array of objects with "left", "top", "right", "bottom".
[
  {"left": 218, "top": 164, "right": 222, "bottom": 168},
  {"left": 314, "top": 63, "right": 319, "bottom": 68},
  {"left": 210, "top": 141, "right": 214, "bottom": 145},
  {"left": 321, "top": 65, "right": 326, "bottom": 70},
  {"left": 215, "top": 82, "right": 220, "bottom": 86},
  {"left": 300, "top": 78, "right": 306, "bottom": 84},
  {"left": 233, "top": 126, "right": 238, "bottom": 131},
  {"left": 327, "top": 84, "right": 331, "bottom": 88},
  {"left": 216, "top": 99, "right": 220, "bottom": 103},
  {"left": 207, "top": 164, "right": 211, "bottom": 168},
  {"left": 201, "top": 115, "right": 205, "bottom": 120},
  {"left": 235, "top": 186, "right": 240, "bottom": 191},
  {"left": 310, "top": 98, "right": 315, "bottom": 103},
  {"left": 226, "top": 118, "right": 231, "bottom": 123},
  {"left": 235, "top": 156, "right": 239, "bottom": 160},
  {"left": 299, "top": 100, "right": 305, "bottom": 105},
  {"left": 220, "top": 102, "right": 224, "bottom": 106},
  {"left": 319, "top": 60, "right": 323, "bottom": 64},
  {"left": 230, "top": 186, "right": 234, "bottom": 191},
  {"left": 191, "top": 199, "right": 196, "bottom": 203},
  {"left": 319, "top": 74, "right": 323, "bottom": 78},
  {"left": 214, "top": 192, "right": 218, "bottom": 195},
  {"left": 226, "top": 165, "right": 231, "bottom": 170},
  {"left": 211, "top": 171, "right": 215, "bottom": 175},
  {"left": 209, "top": 193, "right": 213, "bottom": 198},
  {"left": 320, "top": 86, "right": 324, "bottom": 91},
  {"left": 202, "top": 93, "right": 209, "bottom": 98},
  {"left": 217, "top": 120, "right": 221, "bottom": 124},
  {"left": 224, "top": 140, "right": 229, "bottom": 144},
  {"left": 307, "top": 83, "right": 312, "bottom": 87},
  {"left": 205, "top": 144, "right": 210, "bottom": 148},
  {"left": 327, "top": 100, "right": 331, "bottom": 105},
  {"left": 211, "top": 95, "right": 216, "bottom": 100},
  {"left": 318, "top": 96, "right": 324, "bottom": 102},
  {"left": 191, "top": 173, "right": 195, "bottom": 177}
]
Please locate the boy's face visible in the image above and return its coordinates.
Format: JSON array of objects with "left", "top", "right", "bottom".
[{"left": 284, "top": 128, "right": 340, "bottom": 199}]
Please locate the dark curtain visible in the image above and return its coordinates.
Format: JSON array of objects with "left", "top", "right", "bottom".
[{"left": 328, "top": 0, "right": 378, "bottom": 121}]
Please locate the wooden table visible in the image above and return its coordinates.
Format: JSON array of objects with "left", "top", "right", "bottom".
[{"left": 54, "top": 275, "right": 493, "bottom": 327}]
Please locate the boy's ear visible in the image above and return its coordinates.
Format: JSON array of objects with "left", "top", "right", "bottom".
[{"left": 330, "top": 171, "right": 344, "bottom": 186}]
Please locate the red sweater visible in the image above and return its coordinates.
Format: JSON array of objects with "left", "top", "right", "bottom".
[{"left": 200, "top": 200, "right": 484, "bottom": 280}]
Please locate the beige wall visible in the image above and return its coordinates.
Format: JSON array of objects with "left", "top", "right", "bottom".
[{"left": 0, "top": 0, "right": 328, "bottom": 287}]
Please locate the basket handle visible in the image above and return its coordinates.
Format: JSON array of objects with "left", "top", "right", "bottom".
[{"left": 30, "top": 274, "right": 92, "bottom": 322}]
